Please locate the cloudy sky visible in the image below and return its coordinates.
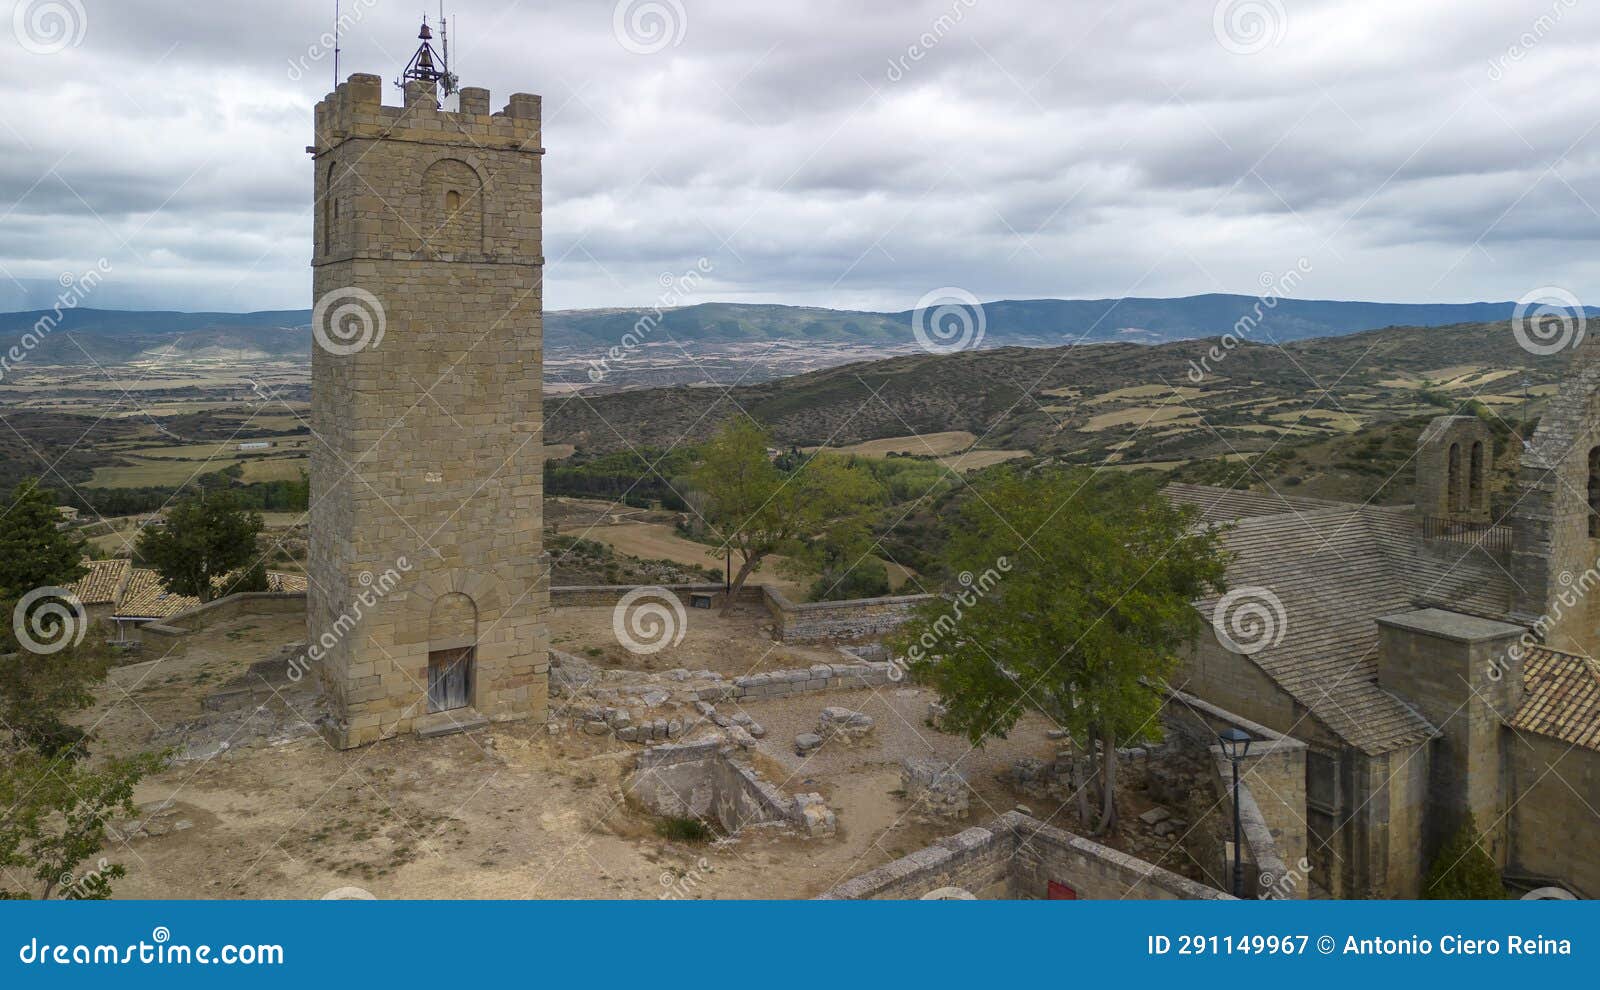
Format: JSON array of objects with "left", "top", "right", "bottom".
[{"left": 1, "top": 0, "right": 1596, "bottom": 313}]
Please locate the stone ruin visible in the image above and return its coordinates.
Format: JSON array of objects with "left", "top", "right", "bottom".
[
  {"left": 627, "top": 740, "right": 836, "bottom": 838},
  {"left": 900, "top": 757, "right": 971, "bottom": 823}
]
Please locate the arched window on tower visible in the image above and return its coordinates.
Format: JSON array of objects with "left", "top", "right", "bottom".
[
  {"left": 1589, "top": 447, "right": 1600, "bottom": 539},
  {"left": 1469, "top": 441, "right": 1484, "bottom": 512},
  {"left": 1447, "top": 443, "right": 1462, "bottom": 515}
]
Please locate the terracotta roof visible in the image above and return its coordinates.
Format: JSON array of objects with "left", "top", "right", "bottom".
[
  {"left": 268, "top": 571, "right": 308, "bottom": 593},
  {"left": 1510, "top": 647, "right": 1600, "bottom": 752},
  {"left": 1176, "top": 485, "right": 1519, "bottom": 754},
  {"left": 115, "top": 568, "right": 200, "bottom": 620},
  {"left": 69, "top": 558, "right": 130, "bottom": 606}
]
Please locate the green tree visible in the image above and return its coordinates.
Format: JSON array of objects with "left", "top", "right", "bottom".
[
  {"left": 0, "top": 478, "right": 87, "bottom": 601},
  {"left": 1424, "top": 816, "right": 1506, "bottom": 899},
  {"left": 0, "top": 612, "right": 163, "bottom": 899},
  {"left": 136, "top": 489, "right": 263, "bottom": 603},
  {"left": 890, "top": 467, "right": 1229, "bottom": 833},
  {"left": 690, "top": 419, "right": 883, "bottom": 615}
]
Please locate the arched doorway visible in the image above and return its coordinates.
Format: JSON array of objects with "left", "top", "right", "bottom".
[{"left": 427, "top": 592, "right": 477, "bottom": 713}]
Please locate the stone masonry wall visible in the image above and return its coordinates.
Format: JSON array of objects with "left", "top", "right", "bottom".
[
  {"left": 1509, "top": 732, "right": 1600, "bottom": 897},
  {"left": 308, "top": 74, "right": 548, "bottom": 748}
]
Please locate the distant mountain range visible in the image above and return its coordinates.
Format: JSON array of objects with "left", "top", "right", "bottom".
[{"left": 1, "top": 295, "right": 1591, "bottom": 365}]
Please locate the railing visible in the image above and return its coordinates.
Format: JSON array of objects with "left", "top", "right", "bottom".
[{"left": 1421, "top": 515, "right": 1513, "bottom": 560}]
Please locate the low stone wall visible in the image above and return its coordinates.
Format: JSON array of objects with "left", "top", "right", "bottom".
[
  {"left": 821, "top": 812, "right": 1229, "bottom": 900},
  {"left": 1163, "top": 688, "right": 1306, "bottom": 898},
  {"left": 723, "top": 660, "right": 897, "bottom": 701},
  {"left": 550, "top": 582, "right": 930, "bottom": 645},
  {"left": 762, "top": 586, "right": 933, "bottom": 643},
  {"left": 136, "top": 592, "right": 307, "bottom": 643}
]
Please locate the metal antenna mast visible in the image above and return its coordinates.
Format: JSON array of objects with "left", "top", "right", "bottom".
[{"left": 333, "top": 0, "right": 341, "bottom": 88}]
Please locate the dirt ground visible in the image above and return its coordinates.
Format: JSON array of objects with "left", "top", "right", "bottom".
[
  {"left": 547, "top": 601, "right": 849, "bottom": 676},
  {"left": 68, "top": 602, "right": 1213, "bottom": 901},
  {"left": 70, "top": 607, "right": 1116, "bottom": 900}
]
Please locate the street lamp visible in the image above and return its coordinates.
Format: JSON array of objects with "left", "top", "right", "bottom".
[{"left": 1218, "top": 727, "right": 1253, "bottom": 897}]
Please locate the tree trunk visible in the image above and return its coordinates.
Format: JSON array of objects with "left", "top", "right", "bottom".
[
  {"left": 1071, "top": 742, "right": 1092, "bottom": 827},
  {"left": 718, "top": 553, "right": 762, "bottom": 617},
  {"left": 1096, "top": 728, "right": 1119, "bottom": 835}
]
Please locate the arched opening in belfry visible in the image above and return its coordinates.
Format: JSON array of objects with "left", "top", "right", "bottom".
[
  {"left": 427, "top": 592, "right": 477, "bottom": 713},
  {"left": 1469, "top": 441, "right": 1484, "bottom": 512},
  {"left": 1447, "top": 443, "right": 1462, "bottom": 514},
  {"left": 445, "top": 188, "right": 461, "bottom": 213},
  {"left": 1589, "top": 448, "right": 1600, "bottom": 539}
]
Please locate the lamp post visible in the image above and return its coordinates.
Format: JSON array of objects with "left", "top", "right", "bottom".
[{"left": 1218, "top": 727, "right": 1253, "bottom": 897}]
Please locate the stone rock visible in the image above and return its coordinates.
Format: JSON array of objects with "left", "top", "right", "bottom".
[
  {"left": 1153, "top": 820, "right": 1178, "bottom": 837},
  {"left": 641, "top": 689, "right": 670, "bottom": 708},
  {"left": 582, "top": 719, "right": 611, "bottom": 736},
  {"left": 817, "top": 707, "right": 874, "bottom": 741},
  {"left": 693, "top": 701, "right": 716, "bottom": 717},
  {"left": 1046, "top": 728, "right": 1068, "bottom": 740},
  {"left": 793, "top": 793, "right": 836, "bottom": 838},
  {"left": 617, "top": 726, "right": 640, "bottom": 743},
  {"left": 746, "top": 722, "right": 766, "bottom": 739},
  {"left": 1138, "top": 806, "right": 1172, "bottom": 826},
  {"left": 1013, "top": 804, "right": 1033, "bottom": 817},
  {"left": 727, "top": 725, "right": 757, "bottom": 748},
  {"left": 795, "top": 732, "right": 823, "bottom": 755},
  {"left": 667, "top": 719, "right": 684, "bottom": 738},
  {"left": 901, "top": 758, "right": 970, "bottom": 822},
  {"left": 732, "top": 713, "right": 756, "bottom": 729}
]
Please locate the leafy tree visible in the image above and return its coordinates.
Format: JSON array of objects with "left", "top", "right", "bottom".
[
  {"left": 890, "top": 467, "right": 1229, "bottom": 833},
  {"left": 0, "top": 478, "right": 87, "bottom": 601},
  {"left": 0, "top": 612, "right": 163, "bottom": 899},
  {"left": 136, "top": 489, "right": 263, "bottom": 603},
  {"left": 1424, "top": 815, "right": 1506, "bottom": 899},
  {"left": 690, "top": 419, "right": 883, "bottom": 614}
]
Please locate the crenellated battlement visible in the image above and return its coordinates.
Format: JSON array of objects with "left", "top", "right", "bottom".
[{"left": 310, "top": 73, "right": 542, "bottom": 158}]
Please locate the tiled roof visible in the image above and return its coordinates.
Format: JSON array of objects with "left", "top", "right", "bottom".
[
  {"left": 115, "top": 568, "right": 200, "bottom": 620},
  {"left": 1510, "top": 647, "right": 1600, "bottom": 752},
  {"left": 1163, "top": 483, "right": 1349, "bottom": 525},
  {"left": 1176, "top": 485, "right": 1519, "bottom": 754},
  {"left": 268, "top": 571, "right": 308, "bottom": 593},
  {"left": 70, "top": 558, "right": 130, "bottom": 606}
]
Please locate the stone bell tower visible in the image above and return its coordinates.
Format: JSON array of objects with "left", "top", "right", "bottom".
[{"left": 306, "top": 59, "right": 548, "bottom": 748}]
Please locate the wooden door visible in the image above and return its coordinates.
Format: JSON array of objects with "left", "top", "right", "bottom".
[{"left": 427, "top": 646, "right": 473, "bottom": 713}]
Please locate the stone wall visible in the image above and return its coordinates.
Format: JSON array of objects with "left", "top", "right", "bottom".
[
  {"left": 1508, "top": 732, "right": 1600, "bottom": 898},
  {"left": 1163, "top": 689, "right": 1307, "bottom": 898},
  {"left": 550, "top": 582, "right": 930, "bottom": 645},
  {"left": 821, "top": 812, "right": 1229, "bottom": 900},
  {"left": 136, "top": 592, "right": 308, "bottom": 644},
  {"left": 762, "top": 586, "right": 932, "bottom": 643}
]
